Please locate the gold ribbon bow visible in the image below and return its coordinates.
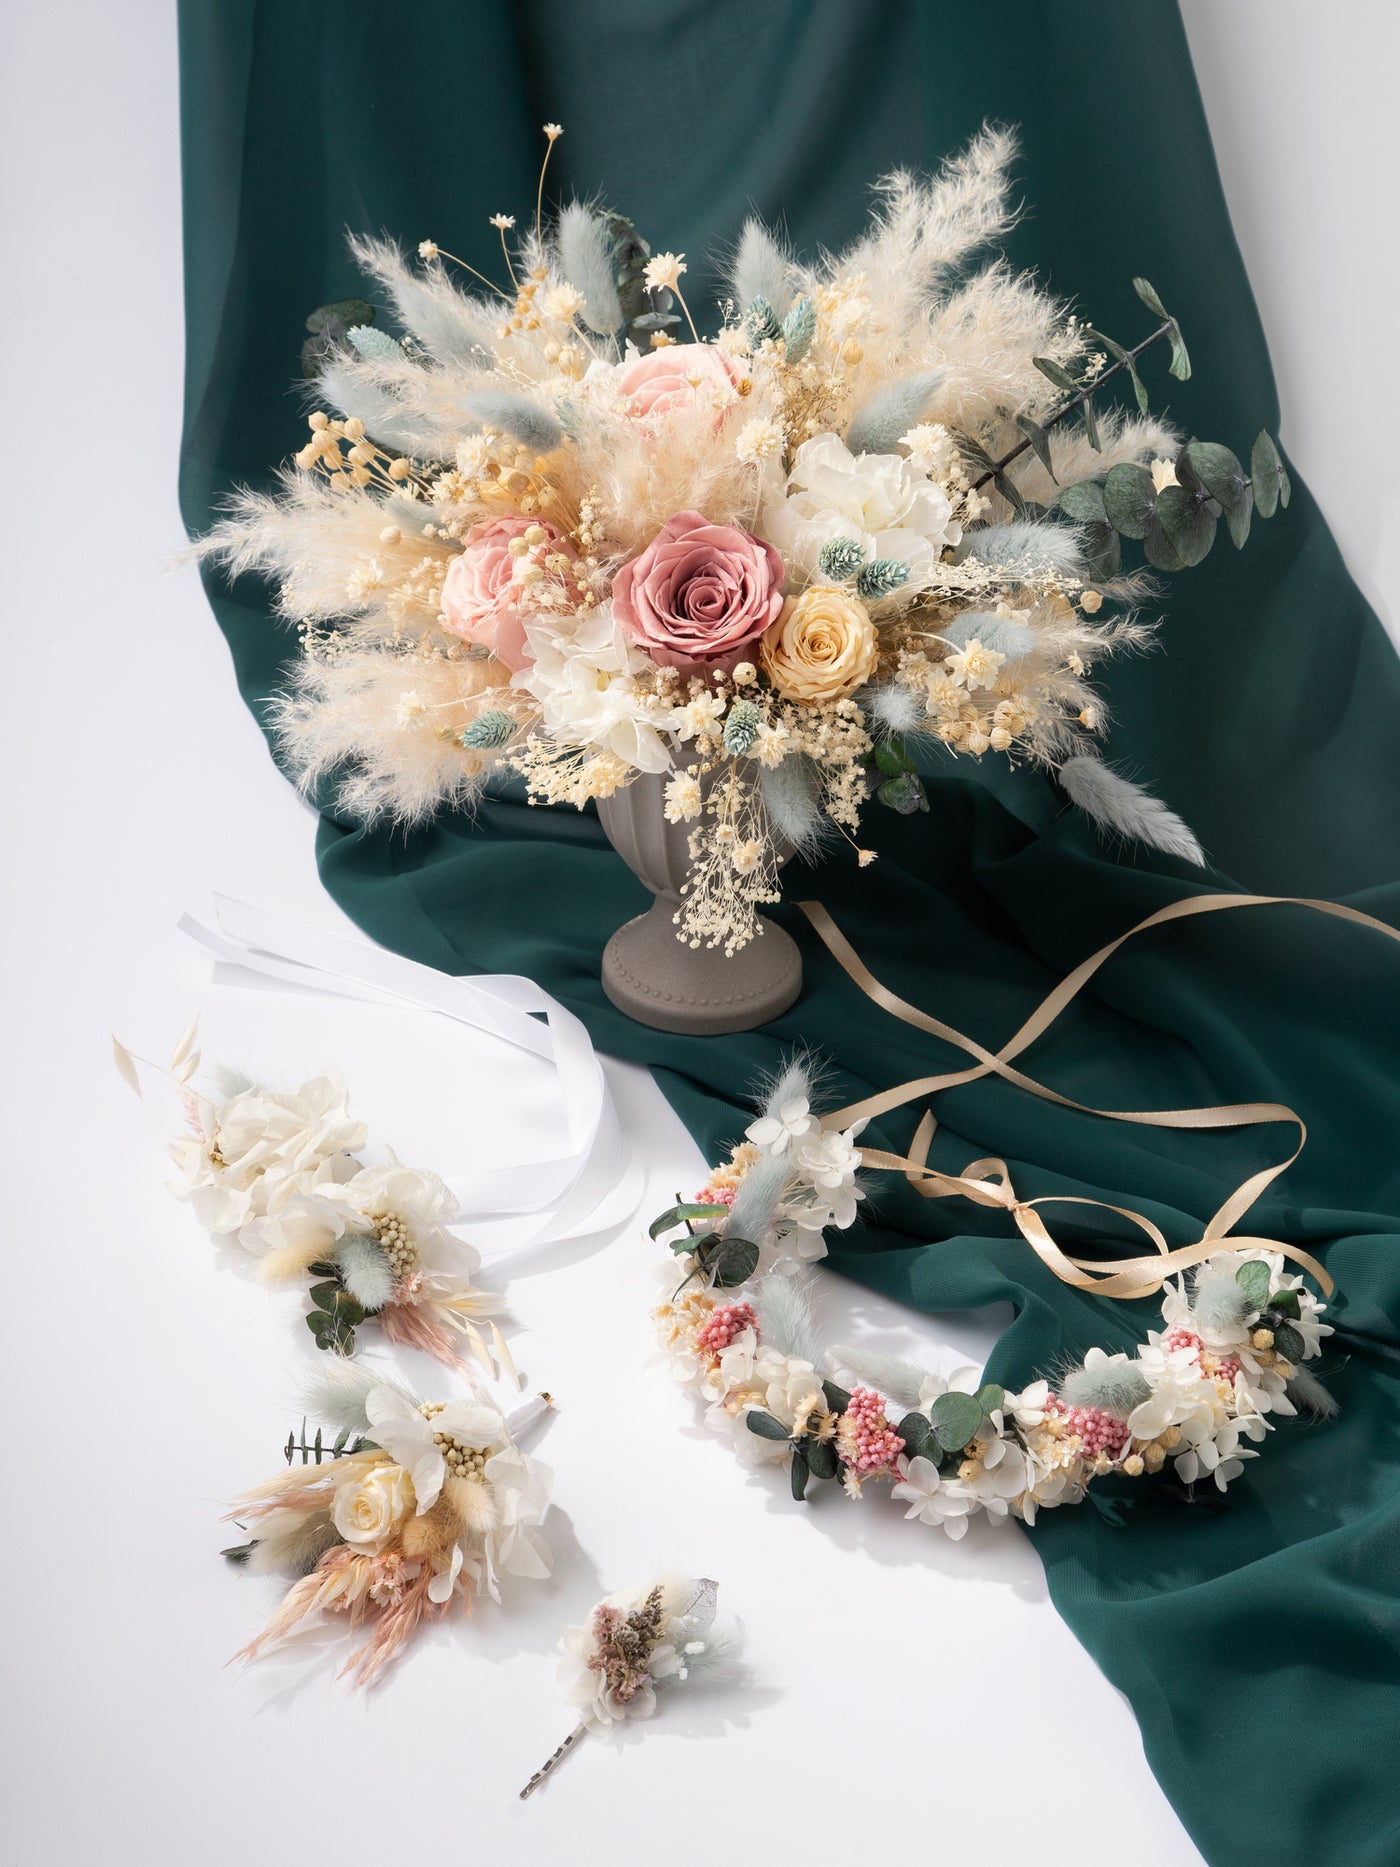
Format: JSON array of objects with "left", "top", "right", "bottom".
[{"left": 798, "top": 891, "right": 1400, "bottom": 1302}]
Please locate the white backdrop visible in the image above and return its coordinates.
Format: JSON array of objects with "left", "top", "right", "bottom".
[{"left": 3, "top": 5, "right": 1395, "bottom": 1865}]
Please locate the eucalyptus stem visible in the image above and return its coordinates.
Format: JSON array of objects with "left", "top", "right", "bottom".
[
  {"left": 519, "top": 1722, "right": 588, "bottom": 1799},
  {"left": 971, "top": 317, "right": 1173, "bottom": 492}
]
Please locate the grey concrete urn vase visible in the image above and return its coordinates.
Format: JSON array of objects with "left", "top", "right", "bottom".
[{"left": 596, "top": 772, "right": 802, "bottom": 1035}]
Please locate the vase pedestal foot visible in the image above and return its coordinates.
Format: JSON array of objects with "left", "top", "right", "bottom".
[{"left": 600, "top": 898, "right": 802, "bottom": 1036}]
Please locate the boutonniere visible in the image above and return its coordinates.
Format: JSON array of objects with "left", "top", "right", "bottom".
[
  {"left": 225, "top": 1360, "right": 554, "bottom": 1685},
  {"left": 115, "top": 1024, "right": 499, "bottom": 1366},
  {"left": 521, "top": 1577, "right": 744, "bottom": 1797}
]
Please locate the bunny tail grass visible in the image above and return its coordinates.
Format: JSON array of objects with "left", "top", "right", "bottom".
[
  {"left": 1058, "top": 755, "right": 1205, "bottom": 866},
  {"left": 759, "top": 756, "right": 829, "bottom": 857},
  {"left": 830, "top": 1345, "right": 931, "bottom": 1412},
  {"left": 556, "top": 203, "right": 624, "bottom": 335},
  {"left": 1286, "top": 1365, "right": 1340, "bottom": 1419},
  {"left": 844, "top": 370, "right": 944, "bottom": 456},
  {"left": 520, "top": 1722, "right": 588, "bottom": 1799},
  {"left": 730, "top": 219, "right": 794, "bottom": 319},
  {"left": 754, "top": 1275, "right": 823, "bottom": 1365}
]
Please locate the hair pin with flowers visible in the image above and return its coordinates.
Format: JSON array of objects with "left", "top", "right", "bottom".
[
  {"left": 520, "top": 1577, "right": 744, "bottom": 1799},
  {"left": 224, "top": 1356, "right": 554, "bottom": 1686},
  {"left": 653, "top": 1060, "right": 1338, "bottom": 1536},
  {"left": 114, "top": 1023, "right": 502, "bottom": 1369}
]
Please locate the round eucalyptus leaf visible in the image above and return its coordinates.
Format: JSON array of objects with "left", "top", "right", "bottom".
[
  {"left": 1272, "top": 1321, "right": 1305, "bottom": 1366},
  {"left": 1102, "top": 463, "right": 1157, "bottom": 539},
  {"left": 1082, "top": 520, "right": 1122, "bottom": 582},
  {"left": 1058, "top": 480, "right": 1107, "bottom": 524},
  {"left": 898, "top": 1412, "right": 937, "bottom": 1462},
  {"left": 1235, "top": 1259, "right": 1272, "bottom": 1311},
  {"left": 306, "top": 298, "right": 375, "bottom": 335},
  {"left": 1142, "top": 513, "right": 1187, "bottom": 573},
  {"left": 1180, "top": 441, "right": 1252, "bottom": 549},
  {"left": 1251, "top": 430, "right": 1292, "bottom": 518},
  {"left": 708, "top": 1236, "right": 760, "bottom": 1287},
  {"left": 930, "top": 1389, "right": 983, "bottom": 1453},
  {"left": 1155, "top": 485, "right": 1218, "bottom": 567}
]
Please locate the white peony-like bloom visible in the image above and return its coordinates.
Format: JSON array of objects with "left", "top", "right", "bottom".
[
  {"left": 168, "top": 1075, "right": 366, "bottom": 1237},
  {"left": 760, "top": 433, "right": 962, "bottom": 594},
  {"left": 891, "top": 1455, "right": 976, "bottom": 1540},
  {"left": 516, "top": 603, "right": 671, "bottom": 773}
]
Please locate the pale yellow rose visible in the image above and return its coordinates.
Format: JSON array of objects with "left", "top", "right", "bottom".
[
  {"left": 760, "top": 587, "right": 878, "bottom": 703},
  {"left": 333, "top": 1462, "right": 415, "bottom": 1554}
]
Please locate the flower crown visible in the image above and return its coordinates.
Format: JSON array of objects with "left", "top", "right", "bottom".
[{"left": 653, "top": 1062, "right": 1335, "bottom": 1535}]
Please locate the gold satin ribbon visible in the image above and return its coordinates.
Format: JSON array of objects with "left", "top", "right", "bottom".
[{"left": 797, "top": 892, "right": 1400, "bottom": 1302}]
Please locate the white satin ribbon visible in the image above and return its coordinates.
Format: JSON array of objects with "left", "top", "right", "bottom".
[{"left": 179, "top": 896, "right": 640, "bottom": 1251}]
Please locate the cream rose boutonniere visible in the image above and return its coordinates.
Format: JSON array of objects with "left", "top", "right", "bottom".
[
  {"left": 332, "top": 1461, "right": 415, "bottom": 1553},
  {"left": 760, "top": 586, "right": 878, "bottom": 703}
]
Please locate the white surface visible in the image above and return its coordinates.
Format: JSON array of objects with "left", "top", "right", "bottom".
[{"left": 3, "top": 5, "right": 1394, "bottom": 1864}]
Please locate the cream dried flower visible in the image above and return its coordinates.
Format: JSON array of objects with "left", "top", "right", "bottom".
[
  {"left": 732, "top": 840, "right": 762, "bottom": 875},
  {"left": 735, "top": 419, "right": 785, "bottom": 465},
  {"left": 490, "top": 213, "right": 517, "bottom": 232},
  {"left": 396, "top": 690, "right": 428, "bottom": 729},
  {"left": 1151, "top": 457, "right": 1180, "bottom": 492},
  {"left": 664, "top": 772, "right": 703, "bottom": 824},
  {"left": 946, "top": 641, "right": 1005, "bottom": 691},
  {"left": 643, "top": 252, "right": 686, "bottom": 293},
  {"left": 418, "top": 239, "right": 440, "bottom": 261},
  {"left": 543, "top": 122, "right": 563, "bottom": 141},
  {"left": 539, "top": 282, "right": 586, "bottom": 323}
]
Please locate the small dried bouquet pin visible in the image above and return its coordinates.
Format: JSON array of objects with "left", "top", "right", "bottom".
[
  {"left": 225, "top": 1359, "right": 554, "bottom": 1685},
  {"left": 521, "top": 1577, "right": 744, "bottom": 1798}
]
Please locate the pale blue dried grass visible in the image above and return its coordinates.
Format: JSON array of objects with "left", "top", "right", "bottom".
[
  {"left": 1060, "top": 1360, "right": 1151, "bottom": 1418},
  {"left": 556, "top": 202, "right": 624, "bottom": 335},
  {"left": 845, "top": 370, "right": 944, "bottom": 456}
]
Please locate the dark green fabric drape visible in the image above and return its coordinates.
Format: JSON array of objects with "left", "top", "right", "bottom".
[{"left": 178, "top": 5, "right": 1400, "bottom": 1861}]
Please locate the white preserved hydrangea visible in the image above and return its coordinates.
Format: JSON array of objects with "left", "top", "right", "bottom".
[
  {"left": 760, "top": 433, "right": 962, "bottom": 594},
  {"left": 167, "top": 1074, "right": 366, "bottom": 1237},
  {"left": 517, "top": 603, "right": 671, "bottom": 773}
]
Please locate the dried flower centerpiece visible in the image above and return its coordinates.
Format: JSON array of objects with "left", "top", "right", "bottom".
[{"left": 199, "top": 124, "right": 1288, "bottom": 1031}]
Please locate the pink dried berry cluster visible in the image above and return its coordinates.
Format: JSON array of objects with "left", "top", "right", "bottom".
[
  {"left": 839, "top": 1387, "right": 906, "bottom": 1474},
  {"left": 1061, "top": 1403, "right": 1130, "bottom": 1462},
  {"left": 696, "top": 1184, "right": 737, "bottom": 1206},
  {"left": 696, "top": 1302, "right": 759, "bottom": 1357}
]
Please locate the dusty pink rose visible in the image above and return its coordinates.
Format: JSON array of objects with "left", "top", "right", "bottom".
[
  {"left": 612, "top": 509, "right": 785, "bottom": 671},
  {"left": 614, "top": 343, "right": 743, "bottom": 421},
  {"left": 439, "top": 515, "right": 578, "bottom": 672}
]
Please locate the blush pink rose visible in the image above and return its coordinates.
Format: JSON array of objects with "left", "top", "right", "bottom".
[
  {"left": 439, "top": 515, "right": 578, "bottom": 673},
  {"left": 615, "top": 343, "right": 743, "bottom": 420},
  {"left": 612, "top": 509, "right": 785, "bottom": 672}
]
